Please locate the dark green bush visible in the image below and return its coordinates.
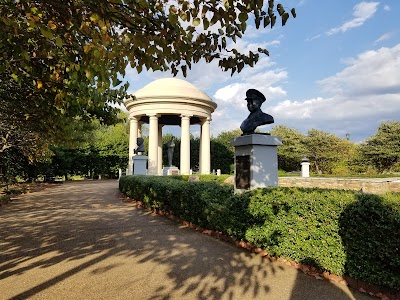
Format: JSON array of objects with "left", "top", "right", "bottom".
[
  {"left": 339, "top": 193, "right": 400, "bottom": 289},
  {"left": 0, "top": 194, "right": 11, "bottom": 205},
  {"left": 119, "top": 176, "right": 400, "bottom": 291},
  {"left": 119, "top": 175, "right": 251, "bottom": 237},
  {"left": 197, "top": 174, "right": 231, "bottom": 184},
  {"left": 168, "top": 174, "right": 231, "bottom": 185},
  {"left": 245, "top": 188, "right": 356, "bottom": 275}
]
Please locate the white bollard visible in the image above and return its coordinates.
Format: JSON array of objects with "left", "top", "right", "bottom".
[
  {"left": 217, "top": 169, "right": 221, "bottom": 176},
  {"left": 301, "top": 156, "right": 310, "bottom": 178}
]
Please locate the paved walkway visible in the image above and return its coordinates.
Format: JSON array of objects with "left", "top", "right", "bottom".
[{"left": 0, "top": 180, "right": 373, "bottom": 300}]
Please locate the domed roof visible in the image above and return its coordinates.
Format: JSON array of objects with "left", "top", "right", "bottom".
[{"left": 133, "top": 78, "right": 214, "bottom": 103}]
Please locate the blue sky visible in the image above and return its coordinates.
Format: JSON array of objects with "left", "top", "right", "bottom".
[{"left": 123, "top": 1, "right": 400, "bottom": 142}]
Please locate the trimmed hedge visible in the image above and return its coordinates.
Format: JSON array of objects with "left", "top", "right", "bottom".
[
  {"left": 119, "top": 175, "right": 400, "bottom": 291},
  {"left": 119, "top": 175, "right": 251, "bottom": 237},
  {"left": 170, "top": 174, "right": 231, "bottom": 185}
]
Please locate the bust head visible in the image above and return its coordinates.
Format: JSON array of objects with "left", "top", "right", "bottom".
[
  {"left": 240, "top": 88, "right": 274, "bottom": 135},
  {"left": 245, "top": 89, "right": 266, "bottom": 113}
]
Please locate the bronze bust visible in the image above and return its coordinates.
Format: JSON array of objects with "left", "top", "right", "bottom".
[{"left": 240, "top": 89, "right": 274, "bottom": 135}]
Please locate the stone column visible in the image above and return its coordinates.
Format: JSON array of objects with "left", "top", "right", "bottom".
[
  {"left": 180, "top": 115, "right": 191, "bottom": 175},
  {"left": 199, "top": 124, "right": 203, "bottom": 173},
  {"left": 148, "top": 114, "right": 159, "bottom": 175},
  {"left": 200, "top": 117, "right": 211, "bottom": 174},
  {"left": 158, "top": 125, "right": 163, "bottom": 175},
  {"left": 128, "top": 116, "right": 138, "bottom": 175}
]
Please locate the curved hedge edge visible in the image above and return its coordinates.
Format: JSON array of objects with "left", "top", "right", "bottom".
[{"left": 118, "top": 191, "right": 399, "bottom": 300}]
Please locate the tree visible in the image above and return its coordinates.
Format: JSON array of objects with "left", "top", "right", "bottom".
[
  {"left": 2, "top": 0, "right": 295, "bottom": 175},
  {"left": 211, "top": 129, "right": 242, "bottom": 174},
  {"left": 360, "top": 121, "right": 400, "bottom": 173},
  {"left": 330, "top": 139, "right": 358, "bottom": 176},
  {"left": 1, "top": 0, "right": 295, "bottom": 111},
  {"left": 270, "top": 125, "right": 307, "bottom": 171},
  {"left": 0, "top": 70, "right": 118, "bottom": 176},
  {"left": 305, "top": 129, "right": 349, "bottom": 174}
]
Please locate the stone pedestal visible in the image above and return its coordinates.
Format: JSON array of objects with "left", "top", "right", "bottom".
[
  {"left": 231, "top": 134, "right": 282, "bottom": 192},
  {"left": 133, "top": 155, "right": 148, "bottom": 175},
  {"left": 301, "top": 162, "right": 310, "bottom": 177},
  {"left": 163, "top": 166, "right": 180, "bottom": 176}
]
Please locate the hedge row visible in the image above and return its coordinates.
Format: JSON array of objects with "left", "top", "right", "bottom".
[
  {"left": 119, "top": 175, "right": 400, "bottom": 291},
  {"left": 170, "top": 174, "right": 231, "bottom": 184}
]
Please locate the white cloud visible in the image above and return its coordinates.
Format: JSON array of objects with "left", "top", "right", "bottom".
[
  {"left": 306, "top": 34, "right": 321, "bottom": 42},
  {"left": 318, "top": 44, "right": 400, "bottom": 96},
  {"left": 326, "top": 2, "right": 379, "bottom": 35},
  {"left": 211, "top": 56, "right": 289, "bottom": 135},
  {"left": 383, "top": 5, "right": 391, "bottom": 11},
  {"left": 374, "top": 32, "right": 395, "bottom": 44},
  {"left": 264, "top": 44, "right": 400, "bottom": 141}
]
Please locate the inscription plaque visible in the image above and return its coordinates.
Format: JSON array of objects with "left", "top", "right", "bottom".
[{"left": 235, "top": 155, "right": 250, "bottom": 189}]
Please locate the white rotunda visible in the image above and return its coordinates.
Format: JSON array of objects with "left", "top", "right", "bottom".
[{"left": 124, "top": 78, "right": 217, "bottom": 175}]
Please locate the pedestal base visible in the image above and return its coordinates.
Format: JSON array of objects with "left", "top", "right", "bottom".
[
  {"left": 133, "top": 155, "right": 148, "bottom": 175},
  {"left": 231, "top": 134, "right": 282, "bottom": 192},
  {"left": 163, "top": 166, "right": 180, "bottom": 176}
]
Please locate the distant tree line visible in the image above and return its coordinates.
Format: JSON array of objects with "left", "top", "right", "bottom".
[
  {"left": 1, "top": 117, "right": 399, "bottom": 182},
  {"left": 271, "top": 122, "right": 400, "bottom": 175}
]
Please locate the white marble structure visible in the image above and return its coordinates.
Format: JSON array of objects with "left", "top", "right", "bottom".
[
  {"left": 301, "top": 156, "right": 310, "bottom": 177},
  {"left": 231, "top": 134, "right": 282, "bottom": 191},
  {"left": 133, "top": 155, "right": 148, "bottom": 175},
  {"left": 124, "top": 78, "right": 217, "bottom": 175}
]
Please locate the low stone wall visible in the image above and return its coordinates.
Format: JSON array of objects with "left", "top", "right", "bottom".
[{"left": 279, "top": 177, "right": 400, "bottom": 194}]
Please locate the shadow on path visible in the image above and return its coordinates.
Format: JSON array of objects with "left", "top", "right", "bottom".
[{"left": 0, "top": 180, "right": 372, "bottom": 299}]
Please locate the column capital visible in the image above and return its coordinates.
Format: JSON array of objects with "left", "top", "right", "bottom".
[
  {"left": 201, "top": 117, "right": 212, "bottom": 124},
  {"left": 129, "top": 114, "right": 139, "bottom": 121},
  {"left": 180, "top": 114, "right": 192, "bottom": 119},
  {"left": 147, "top": 113, "right": 160, "bottom": 118}
]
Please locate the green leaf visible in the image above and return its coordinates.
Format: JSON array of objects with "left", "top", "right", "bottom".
[
  {"left": 181, "top": 65, "right": 187, "bottom": 77},
  {"left": 203, "top": 18, "right": 209, "bottom": 30},
  {"left": 193, "top": 18, "right": 200, "bottom": 26},
  {"left": 239, "top": 13, "right": 248, "bottom": 23},
  {"left": 277, "top": 4, "right": 284, "bottom": 16},
  {"left": 255, "top": 16, "right": 261, "bottom": 29},
  {"left": 40, "top": 28, "right": 53, "bottom": 40},
  {"left": 169, "top": 5, "right": 178, "bottom": 14},
  {"left": 264, "top": 16, "right": 270, "bottom": 28},
  {"left": 271, "top": 15, "right": 276, "bottom": 28},
  {"left": 90, "top": 13, "right": 100, "bottom": 22},
  {"left": 11, "top": 73, "right": 18, "bottom": 81},
  {"left": 180, "top": 11, "right": 187, "bottom": 21},
  {"left": 282, "top": 12, "right": 289, "bottom": 26},
  {"left": 56, "top": 36, "right": 64, "bottom": 48}
]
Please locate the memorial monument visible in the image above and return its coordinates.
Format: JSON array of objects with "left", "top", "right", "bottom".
[
  {"left": 133, "top": 137, "right": 148, "bottom": 175},
  {"left": 125, "top": 78, "right": 217, "bottom": 176},
  {"left": 163, "top": 138, "right": 180, "bottom": 175},
  {"left": 231, "top": 89, "right": 282, "bottom": 191}
]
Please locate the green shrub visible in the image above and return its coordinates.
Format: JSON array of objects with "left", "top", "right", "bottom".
[
  {"left": 198, "top": 174, "right": 231, "bottom": 184},
  {"left": 119, "top": 175, "right": 251, "bottom": 237},
  {"left": 245, "top": 188, "right": 356, "bottom": 275},
  {"left": 169, "top": 174, "right": 231, "bottom": 185},
  {"left": 339, "top": 193, "right": 400, "bottom": 289},
  {"left": 0, "top": 194, "right": 11, "bottom": 205},
  {"left": 119, "top": 176, "right": 400, "bottom": 291}
]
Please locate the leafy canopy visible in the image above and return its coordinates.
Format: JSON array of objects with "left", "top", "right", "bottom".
[
  {"left": 360, "top": 121, "right": 400, "bottom": 172},
  {"left": 1, "top": 0, "right": 296, "bottom": 107},
  {"left": 0, "top": 0, "right": 295, "bottom": 168}
]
